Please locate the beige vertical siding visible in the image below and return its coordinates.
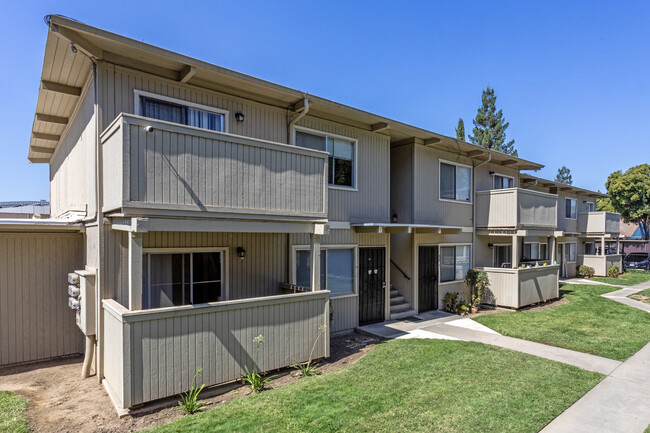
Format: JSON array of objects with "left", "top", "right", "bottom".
[
  {"left": 413, "top": 146, "right": 473, "bottom": 227},
  {"left": 103, "top": 226, "right": 129, "bottom": 307},
  {"left": 482, "top": 265, "right": 559, "bottom": 308},
  {"left": 49, "top": 76, "right": 96, "bottom": 218},
  {"left": 102, "top": 291, "right": 329, "bottom": 409},
  {"left": 578, "top": 254, "right": 623, "bottom": 276},
  {"left": 0, "top": 233, "right": 84, "bottom": 366},
  {"left": 557, "top": 194, "right": 578, "bottom": 233},
  {"left": 476, "top": 189, "right": 557, "bottom": 229},
  {"left": 577, "top": 212, "right": 621, "bottom": 235},
  {"left": 474, "top": 162, "right": 520, "bottom": 192},
  {"left": 330, "top": 296, "right": 358, "bottom": 333},
  {"left": 97, "top": 64, "right": 288, "bottom": 143},
  {"left": 297, "top": 116, "right": 390, "bottom": 223},
  {"left": 390, "top": 233, "right": 414, "bottom": 305},
  {"left": 390, "top": 145, "right": 413, "bottom": 223}
]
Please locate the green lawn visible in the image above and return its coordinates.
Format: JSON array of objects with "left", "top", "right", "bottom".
[
  {"left": 143, "top": 340, "right": 602, "bottom": 433},
  {"left": 0, "top": 391, "right": 29, "bottom": 433},
  {"left": 629, "top": 287, "right": 650, "bottom": 305},
  {"left": 592, "top": 270, "right": 650, "bottom": 286},
  {"left": 474, "top": 284, "right": 650, "bottom": 361}
]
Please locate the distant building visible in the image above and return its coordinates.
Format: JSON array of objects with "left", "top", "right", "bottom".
[
  {"left": 619, "top": 220, "right": 649, "bottom": 254},
  {"left": 0, "top": 200, "right": 50, "bottom": 219}
]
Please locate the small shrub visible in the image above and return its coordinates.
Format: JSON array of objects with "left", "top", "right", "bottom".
[
  {"left": 466, "top": 269, "right": 490, "bottom": 309},
  {"left": 607, "top": 265, "right": 620, "bottom": 278},
  {"left": 178, "top": 368, "right": 205, "bottom": 415},
  {"left": 577, "top": 265, "right": 595, "bottom": 278},
  {"left": 443, "top": 292, "right": 459, "bottom": 312},
  {"left": 242, "top": 335, "right": 276, "bottom": 393}
]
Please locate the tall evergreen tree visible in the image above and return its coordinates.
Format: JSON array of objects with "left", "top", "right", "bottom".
[
  {"left": 555, "top": 166, "right": 573, "bottom": 185},
  {"left": 468, "top": 86, "right": 517, "bottom": 156},
  {"left": 455, "top": 118, "right": 465, "bottom": 141}
]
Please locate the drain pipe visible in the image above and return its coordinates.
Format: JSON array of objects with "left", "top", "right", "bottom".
[
  {"left": 472, "top": 151, "right": 492, "bottom": 268},
  {"left": 288, "top": 98, "right": 310, "bottom": 146}
]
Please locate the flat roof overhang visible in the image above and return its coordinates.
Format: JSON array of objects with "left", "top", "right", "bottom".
[
  {"left": 351, "top": 223, "right": 471, "bottom": 234},
  {"left": 0, "top": 219, "right": 84, "bottom": 233},
  {"left": 28, "top": 15, "right": 544, "bottom": 172},
  {"left": 520, "top": 174, "right": 608, "bottom": 198}
]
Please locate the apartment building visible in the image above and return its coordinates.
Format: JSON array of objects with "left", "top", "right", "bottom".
[{"left": 0, "top": 16, "right": 621, "bottom": 412}]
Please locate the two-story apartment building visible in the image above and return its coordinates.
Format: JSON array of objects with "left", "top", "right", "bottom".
[{"left": 0, "top": 15, "right": 621, "bottom": 412}]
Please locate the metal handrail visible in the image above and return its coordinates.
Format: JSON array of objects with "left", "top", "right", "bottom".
[{"left": 390, "top": 259, "right": 411, "bottom": 281}]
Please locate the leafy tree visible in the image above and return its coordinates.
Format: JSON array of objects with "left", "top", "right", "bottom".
[
  {"left": 605, "top": 164, "right": 650, "bottom": 240},
  {"left": 468, "top": 86, "right": 517, "bottom": 156},
  {"left": 596, "top": 196, "right": 615, "bottom": 212},
  {"left": 555, "top": 166, "right": 573, "bottom": 185},
  {"left": 455, "top": 118, "right": 465, "bottom": 141}
]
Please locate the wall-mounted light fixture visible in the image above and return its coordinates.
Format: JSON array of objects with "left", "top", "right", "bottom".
[
  {"left": 70, "top": 43, "right": 78, "bottom": 54},
  {"left": 237, "top": 247, "right": 247, "bottom": 259},
  {"left": 489, "top": 171, "right": 495, "bottom": 176},
  {"left": 392, "top": 214, "right": 398, "bottom": 223},
  {"left": 144, "top": 125, "right": 154, "bottom": 133},
  {"left": 234, "top": 112, "right": 245, "bottom": 122},
  {"left": 488, "top": 243, "right": 494, "bottom": 248}
]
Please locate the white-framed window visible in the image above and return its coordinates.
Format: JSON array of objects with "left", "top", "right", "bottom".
[
  {"left": 440, "top": 160, "right": 472, "bottom": 203},
  {"left": 493, "top": 173, "right": 514, "bottom": 189},
  {"left": 567, "top": 243, "right": 577, "bottom": 261},
  {"left": 134, "top": 90, "right": 228, "bottom": 133},
  {"left": 293, "top": 245, "right": 356, "bottom": 296},
  {"left": 440, "top": 245, "right": 471, "bottom": 282},
  {"left": 523, "top": 242, "right": 548, "bottom": 261},
  {"left": 586, "top": 201, "right": 595, "bottom": 212},
  {"left": 294, "top": 128, "right": 357, "bottom": 188},
  {"left": 142, "top": 248, "right": 227, "bottom": 310},
  {"left": 584, "top": 242, "right": 595, "bottom": 255},
  {"left": 493, "top": 245, "right": 512, "bottom": 268},
  {"left": 565, "top": 198, "right": 577, "bottom": 219}
]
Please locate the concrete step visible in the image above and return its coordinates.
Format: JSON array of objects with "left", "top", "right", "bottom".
[
  {"left": 390, "top": 300, "right": 411, "bottom": 313},
  {"left": 390, "top": 289, "right": 399, "bottom": 297},
  {"left": 390, "top": 294, "right": 405, "bottom": 304},
  {"left": 390, "top": 308, "right": 417, "bottom": 320}
]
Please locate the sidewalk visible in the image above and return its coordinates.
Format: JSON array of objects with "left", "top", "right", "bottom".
[
  {"left": 541, "top": 342, "right": 650, "bottom": 433},
  {"left": 602, "top": 285, "right": 650, "bottom": 313}
]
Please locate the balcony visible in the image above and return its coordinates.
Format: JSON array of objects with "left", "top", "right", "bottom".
[
  {"left": 481, "top": 265, "right": 560, "bottom": 308},
  {"left": 475, "top": 188, "right": 557, "bottom": 231},
  {"left": 101, "top": 114, "right": 328, "bottom": 221},
  {"left": 578, "top": 254, "right": 623, "bottom": 277},
  {"left": 577, "top": 212, "right": 620, "bottom": 236}
]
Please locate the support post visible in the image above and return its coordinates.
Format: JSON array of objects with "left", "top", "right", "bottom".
[
  {"left": 128, "top": 232, "right": 143, "bottom": 310},
  {"left": 549, "top": 236, "right": 556, "bottom": 263},
  {"left": 601, "top": 236, "right": 606, "bottom": 256},
  {"left": 309, "top": 233, "right": 321, "bottom": 291},
  {"left": 512, "top": 234, "right": 519, "bottom": 268},
  {"left": 616, "top": 238, "right": 620, "bottom": 255}
]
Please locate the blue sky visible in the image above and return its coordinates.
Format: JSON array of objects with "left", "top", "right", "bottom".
[{"left": 2, "top": 1, "right": 649, "bottom": 200}]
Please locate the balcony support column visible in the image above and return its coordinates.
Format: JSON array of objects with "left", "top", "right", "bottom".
[
  {"left": 549, "top": 236, "right": 556, "bottom": 263},
  {"left": 601, "top": 236, "right": 606, "bottom": 256},
  {"left": 309, "top": 233, "right": 321, "bottom": 291},
  {"left": 128, "top": 232, "right": 143, "bottom": 310},
  {"left": 616, "top": 237, "right": 620, "bottom": 254},
  {"left": 512, "top": 234, "right": 519, "bottom": 268}
]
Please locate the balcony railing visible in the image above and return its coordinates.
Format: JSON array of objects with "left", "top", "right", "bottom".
[
  {"left": 481, "top": 265, "right": 560, "bottom": 308},
  {"left": 578, "top": 254, "right": 623, "bottom": 276},
  {"left": 577, "top": 212, "right": 620, "bottom": 235},
  {"left": 475, "top": 188, "right": 557, "bottom": 230},
  {"left": 101, "top": 114, "right": 328, "bottom": 220},
  {"left": 102, "top": 291, "right": 330, "bottom": 409}
]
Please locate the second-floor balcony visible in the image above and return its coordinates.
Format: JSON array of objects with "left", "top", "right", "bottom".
[
  {"left": 101, "top": 114, "right": 328, "bottom": 221},
  {"left": 577, "top": 211, "right": 620, "bottom": 236},
  {"left": 475, "top": 188, "right": 557, "bottom": 231}
]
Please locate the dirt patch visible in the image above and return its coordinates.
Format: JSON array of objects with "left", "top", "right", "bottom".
[
  {"left": 629, "top": 293, "right": 650, "bottom": 305},
  {"left": 0, "top": 333, "right": 378, "bottom": 433},
  {"left": 461, "top": 295, "right": 570, "bottom": 318}
]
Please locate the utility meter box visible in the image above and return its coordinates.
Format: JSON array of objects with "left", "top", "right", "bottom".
[{"left": 72, "top": 270, "right": 96, "bottom": 336}]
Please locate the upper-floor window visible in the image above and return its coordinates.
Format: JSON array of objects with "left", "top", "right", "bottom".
[
  {"left": 135, "top": 90, "right": 227, "bottom": 133},
  {"left": 295, "top": 129, "right": 356, "bottom": 188},
  {"left": 586, "top": 202, "right": 595, "bottom": 212},
  {"left": 565, "top": 198, "right": 577, "bottom": 219},
  {"left": 493, "top": 173, "right": 514, "bottom": 189},
  {"left": 440, "top": 161, "right": 471, "bottom": 202}
]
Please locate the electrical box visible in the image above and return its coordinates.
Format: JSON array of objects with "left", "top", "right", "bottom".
[{"left": 67, "top": 270, "right": 96, "bottom": 336}]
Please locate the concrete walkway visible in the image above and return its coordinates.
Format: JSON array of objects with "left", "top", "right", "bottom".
[
  {"left": 563, "top": 277, "right": 650, "bottom": 312},
  {"left": 541, "top": 342, "right": 650, "bottom": 433},
  {"left": 358, "top": 313, "right": 621, "bottom": 375}
]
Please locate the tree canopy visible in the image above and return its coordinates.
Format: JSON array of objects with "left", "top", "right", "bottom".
[
  {"left": 455, "top": 118, "right": 465, "bottom": 141},
  {"left": 468, "top": 86, "right": 517, "bottom": 156},
  {"left": 555, "top": 166, "right": 573, "bottom": 185},
  {"left": 605, "top": 164, "right": 650, "bottom": 240}
]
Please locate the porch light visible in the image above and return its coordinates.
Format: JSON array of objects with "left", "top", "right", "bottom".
[
  {"left": 70, "top": 43, "right": 77, "bottom": 54},
  {"left": 392, "top": 214, "right": 398, "bottom": 223},
  {"left": 237, "top": 247, "right": 247, "bottom": 259},
  {"left": 488, "top": 243, "right": 494, "bottom": 248},
  {"left": 235, "top": 112, "right": 245, "bottom": 122}
]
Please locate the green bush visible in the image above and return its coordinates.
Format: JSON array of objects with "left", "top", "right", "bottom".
[
  {"left": 607, "top": 265, "right": 620, "bottom": 278},
  {"left": 577, "top": 265, "right": 595, "bottom": 278},
  {"left": 178, "top": 368, "right": 206, "bottom": 415},
  {"left": 465, "top": 269, "right": 490, "bottom": 309}
]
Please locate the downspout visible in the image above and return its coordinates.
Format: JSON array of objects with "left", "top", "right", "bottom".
[
  {"left": 93, "top": 60, "right": 104, "bottom": 383},
  {"left": 472, "top": 151, "right": 492, "bottom": 268},
  {"left": 288, "top": 98, "right": 310, "bottom": 146}
]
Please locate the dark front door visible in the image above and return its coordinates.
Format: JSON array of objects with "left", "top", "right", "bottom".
[
  {"left": 418, "top": 246, "right": 439, "bottom": 312},
  {"left": 359, "top": 247, "right": 386, "bottom": 326}
]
